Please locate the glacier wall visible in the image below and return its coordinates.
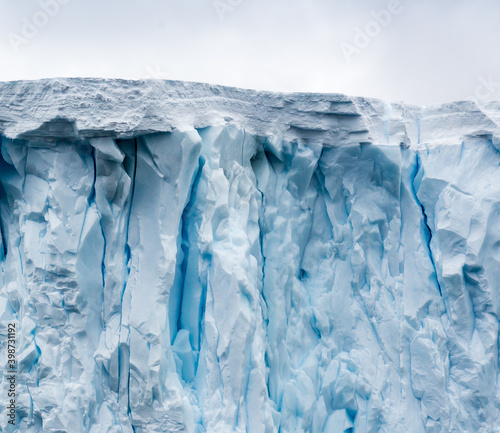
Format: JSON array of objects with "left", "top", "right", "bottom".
[{"left": 1, "top": 79, "right": 500, "bottom": 432}]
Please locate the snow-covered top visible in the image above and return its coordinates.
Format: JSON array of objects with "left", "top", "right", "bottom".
[{"left": 0, "top": 78, "right": 499, "bottom": 148}]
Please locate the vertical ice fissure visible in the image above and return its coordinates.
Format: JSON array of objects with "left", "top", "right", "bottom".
[
  {"left": 121, "top": 137, "right": 138, "bottom": 428},
  {"left": 0, "top": 197, "right": 7, "bottom": 262},
  {"left": 0, "top": 145, "right": 8, "bottom": 261},
  {"left": 175, "top": 157, "right": 204, "bottom": 340},
  {"left": 411, "top": 153, "right": 443, "bottom": 297}
]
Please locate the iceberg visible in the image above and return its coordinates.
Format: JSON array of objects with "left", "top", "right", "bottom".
[{"left": 0, "top": 78, "right": 500, "bottom": 432}]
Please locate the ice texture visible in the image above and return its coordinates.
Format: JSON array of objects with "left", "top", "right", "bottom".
[{"left": 0, "top": 79, "right": 500, "bottom": 432}]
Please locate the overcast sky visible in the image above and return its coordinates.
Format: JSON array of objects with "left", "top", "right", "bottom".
[{"left": 0, "top": 0, "right": 499, "bottom": 105}]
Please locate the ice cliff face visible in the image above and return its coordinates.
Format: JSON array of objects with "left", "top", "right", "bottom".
[{"left": 1, "top": 79, "right": 500, "bottom": 433}]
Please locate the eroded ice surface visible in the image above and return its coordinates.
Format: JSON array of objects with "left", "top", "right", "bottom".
[{"left": 0, "top": 79, "right": 500, "bottom": 432}]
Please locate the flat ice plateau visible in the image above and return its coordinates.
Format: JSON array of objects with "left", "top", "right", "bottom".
[{"left": 1, "top": 78, "right": 500, "bottom": 432}]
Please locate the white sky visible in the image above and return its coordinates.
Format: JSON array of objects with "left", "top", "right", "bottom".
[{"left": 0, "top": 0, "right": 499, "bottom": 105}]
